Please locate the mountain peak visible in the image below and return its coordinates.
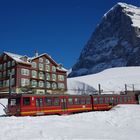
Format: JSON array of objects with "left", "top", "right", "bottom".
[{"left": 69, "top": 3, "right": 140, "bottom": 78}]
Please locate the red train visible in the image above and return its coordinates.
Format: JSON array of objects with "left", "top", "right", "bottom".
[{"left": 5, "top": 93, "right": 139, "bottom": 116}]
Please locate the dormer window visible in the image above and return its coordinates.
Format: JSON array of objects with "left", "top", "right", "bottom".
[{"left": 39, "top": 58, "right": 43, "bottom": 63}]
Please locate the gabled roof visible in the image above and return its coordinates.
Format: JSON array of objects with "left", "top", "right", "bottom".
[
  {"left": 31, "top": 53, "right": 58, "bottom": 66},
  {"left": 3, "top": 51, "right": 67, "bottom": 72},
  {"left": 4, "top": 52, "right": 31, "bottom": 65}
]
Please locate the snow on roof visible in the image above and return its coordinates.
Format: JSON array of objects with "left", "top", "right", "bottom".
[
  {"left": 4, "top": 52, "right": 67, "bottom": 71},
  {"left": 4, "top": 52, "right": 31, "bottom": 65}
]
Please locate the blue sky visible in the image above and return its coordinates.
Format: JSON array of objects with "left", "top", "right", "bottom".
[{"left": 0, "top": 0, "right": 140, "bottom": 69}]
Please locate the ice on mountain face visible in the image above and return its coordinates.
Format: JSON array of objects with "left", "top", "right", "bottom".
[{"left": 69, "top": 2, "right": 140, "bottom": 77}]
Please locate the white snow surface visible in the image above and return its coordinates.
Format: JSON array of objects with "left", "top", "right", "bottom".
[
  {"left": 0, "top": 67, "right": 140, "bottom": 139},
  {"left": 67, "top": 67, "right": 140, "bottom": 94},
  {"left": 0, "top": 103, "right": 140, "bottom": 140}
]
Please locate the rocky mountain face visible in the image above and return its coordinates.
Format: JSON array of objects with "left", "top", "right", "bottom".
[{"left": 68, "top": 2, "right": 140, "bottom": 77}]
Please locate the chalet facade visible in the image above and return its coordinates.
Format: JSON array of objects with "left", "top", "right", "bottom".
[{"left": 0, "top": 52, "right": 67, "bottom": 94}]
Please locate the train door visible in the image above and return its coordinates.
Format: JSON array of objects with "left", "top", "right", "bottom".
[
  {"left": 36, "top": 98, "right": 44, "bottom": 115},
  {"left": 61, "top": 98, "right": 67, "bottom": 113}
]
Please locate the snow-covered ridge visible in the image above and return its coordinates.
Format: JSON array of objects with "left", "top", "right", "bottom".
[
  {"left": 68, "top": 66, "right": 140, "bottom": 94},
  {"left": 105, "top": 2, "right": 140, "bottom": 28}
]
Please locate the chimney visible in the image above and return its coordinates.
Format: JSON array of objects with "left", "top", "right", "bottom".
[{"left": 35, "top": 50, "right": 39, "bottom": 57}]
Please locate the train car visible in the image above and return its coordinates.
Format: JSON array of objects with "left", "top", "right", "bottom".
[
  {"left": 6, "top": 94, "right": 92, "bottom": 116},
  {"left": 91, "top": 94, "right": 137, "bottom": 111},
  {"left": 5, "top": 93, "right": 138, "bottom": 116}
]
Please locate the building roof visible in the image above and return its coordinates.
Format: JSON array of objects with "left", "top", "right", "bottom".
[{"left": 3, "top": 51, "right": 67, "bottom": 72}]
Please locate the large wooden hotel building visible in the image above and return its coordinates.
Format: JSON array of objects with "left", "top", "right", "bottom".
[{"left": 0, "top": 52, "right": 67, "bottom": 94}]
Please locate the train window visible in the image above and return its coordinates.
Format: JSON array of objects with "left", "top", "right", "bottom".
[
  {"left": 36, "top": 98, "right": 43, "bottom": 107},
  {"left": 68, "top": 98, "right": 73, "bottom": 105},
  {"left": 81, "top": 98, "right": 85, "bottom": 104},
  {"left": 119, "top": 97, "right": 123, "bottom": 103},
  {"left": 46, "top": 98, "right": 52, "bottom": 106},
  {"left": 74, "top": 98, "right": 80, "bottom": 105},
  {"left": 105, "top": 97, "right": 109, "bottom": 103},
  {"left": 128, "top": 97, "right": 131, "bottom": 102},
  {"left": 116, "top": 98, "right": 119, "bottom": 103},
  {"left": 99, "top": 98, "right": 104, "bottom": 104},
  {"left": 23, "top": 97, "right": 30, "bottom": 106},
  {"left": 86, "top": 98, "right": 91, "bottom": 104},
  {"left": 93, "top": 98, "right": 98, "bottom": 104},
  {"left": 124, "top": 97, "right": 127, "bottom": 103},
  {"left": 53, "top": 98, "right": 60, "bottom": 106}
]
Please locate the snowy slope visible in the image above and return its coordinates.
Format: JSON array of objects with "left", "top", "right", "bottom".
[
  {"left": 68, "top": 66, "right": 140, "bottom": 94},
  {"left": 0, "top": 105, "right": 140, "bottom": 140}
]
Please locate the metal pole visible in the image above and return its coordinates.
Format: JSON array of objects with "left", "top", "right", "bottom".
[
  {"left": 125, "top": 84, "right": 127, "bottom": 94},
  {"left": 98, "top": 84, "right": 101, "bottom": 95}
]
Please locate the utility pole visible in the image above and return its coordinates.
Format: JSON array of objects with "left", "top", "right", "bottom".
[
  {"left": 98, "top": 84, "right": 101, "bottom": 95},
  {"left": 125, "top": 84, "right": 127, "bottom": 94},
  {"left": 9, "top": 72, "right": 12, "bottom": 95}
]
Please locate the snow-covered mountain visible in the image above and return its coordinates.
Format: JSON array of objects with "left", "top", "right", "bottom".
[
  {"left": 67, "top": 66, "right": 140, "bottom": 95},
  {"left": 69, "top": 2, "right": 140, "bottom": 77}
]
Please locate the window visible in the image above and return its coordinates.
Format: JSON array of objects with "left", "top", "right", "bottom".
[
  {"left": 46, "top": 59, "right": 50, "bottom": 64},
  {"left": 12, "top": 60, "right": 15, "bottom": 66},
  {"left": 11, "top": 69, "right": 15, "bottom": 75},
  {"left": 46, "top": 82, "right": 51, "bottom": 88},
  {"left": 54, "top": 98, "right": 60, "bottom": 106},
  {"left": 46, "top": 73, "right": 50, "bottom": 80},
  {"left": 31, "top": 70, "right": 37, "bottom": 78},
  {"left": 39, "top": 72, "right": 44, "bottom": 79},
  {"left": 7, "top": 61, "right": 11, "bottom": 67},
  {"left": 52, "top": 66, "right": 56, "bottom": 72},
  {"left": 68, "top": 98, "right": 73, "bottom": 105},
  {"left": 11, "top": 78, "right": 15, "bottom": 86},
  {"left": 21, "top": 69, "right": 29, "bottom": 76},
  {"left": 36, "top": 98, "right": 43, "bottom": 107},
  {"left": 52, "top": 82, "right": 57, "bottom": 90},
  {"left": 86, "top": 98, "right": 91, "bottom": 104},
  {"left": 81, "top": 98, "right": 85, "bottom": 104},
  {"left": 46, "top": 98, "right": 52, "bottom": 106},
  {"left": 94, "top": 98, "right": 98, "bottom": 104},
  {"left": 124, "top": 97, "right": 127, "bottom": 103},
  {"left": 21, "top": 78, "right": 30, "bottom": 87},
  {"left": 31, "top": 80, "right": 37, "bottom": 87},
  {"left": 0, "top": 81, "right": 2, "bottom": 87},
  {"left": 3, "top": 71, "right": 6, "bottom": 78},
  {"left": 7, "top": 70, "right": 10, "bottom": 76},
  {"left": 39, "top": 63, "right": 44, "bottom": 70},
  {"left": 58, "top": 83, "right": 65, "bottom": 89},
  {"left": 74, "top": 98, "right": 80, "bottom": 105},
  {"left": 32, "top": 62, "right": 37, "bottom": 68},
  {"left": 23, "top": 97, "right": 30, "bottom": 105},
  {"left": 99, "top": 98, "right": 104, "bottom": 104},
  {"left": 58, "top": 75, "right": 64, "bottom": 81},
  {"left": 39, "top": 58, "right": 43, "bottom": 63},
  {"left": 52, "top": 74, "right": 56, "bottom": 81},
  {"left": 105, "top": 97, "right": 109, "bottom": 103},
  {"left": 0, "top": 72, "right": 2, "bottom": 78},
  {"left": 39, "top": 81, "right": 44, "bottom": 87},
  {"left": 3, "top": 55, "right": 7, "bottom": 61},
  {"left": 3, "top": 63, "right": 6, "bottom": 70},
  {"left": 46, "top": 65, "right": 50, "bottom": 71},
  {"left": 0, "top": 64, "right": 2, "bottom": 70}
]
